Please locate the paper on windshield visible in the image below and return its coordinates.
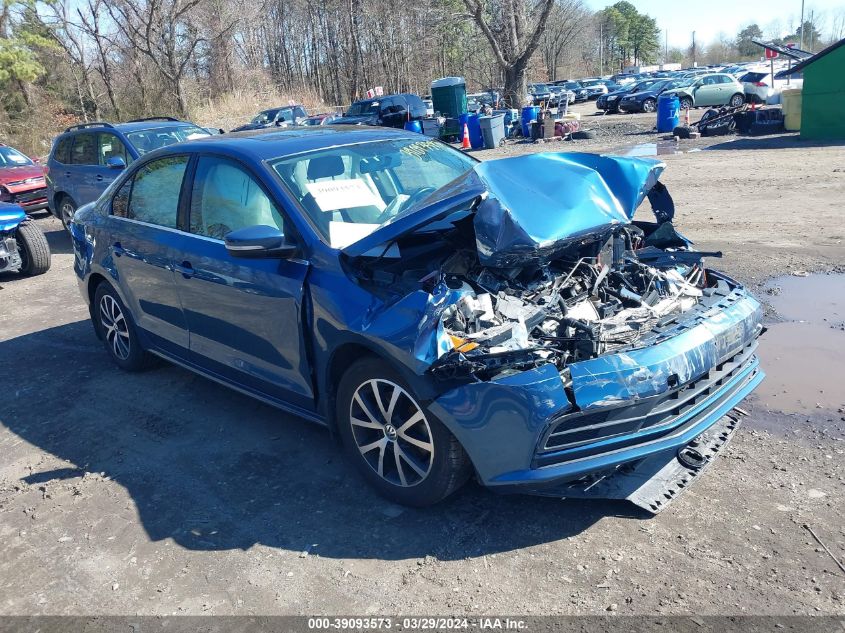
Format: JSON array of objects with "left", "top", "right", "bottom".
[
  {"left": 329, "top": 221, "right": 400, "bottom": 256},
  {"left": 329, "top": 221, "right": 379, "bottom": 248},
  {"left": 306, "top": 179, "right": 381, "bottom": 212}
]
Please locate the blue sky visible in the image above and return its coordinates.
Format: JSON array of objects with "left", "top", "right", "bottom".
[{"left": 586, "top": 0, "right": 845, "bottom": 48}]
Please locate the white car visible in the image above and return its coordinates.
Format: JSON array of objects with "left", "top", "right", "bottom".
[{"left": 740, "top": 68, "right": 802, "bottom": 104}]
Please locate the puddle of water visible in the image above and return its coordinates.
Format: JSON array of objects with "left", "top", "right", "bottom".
[
  {"left": 624, "top": 141, "right": 682, "bottom": 157},
  {"left": 753, "top": 274, "right": 845, "bottom": 414}
]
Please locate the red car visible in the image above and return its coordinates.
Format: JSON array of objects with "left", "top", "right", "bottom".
[{"left": 0, "top": 143, "right": 49, "bottom": 214}]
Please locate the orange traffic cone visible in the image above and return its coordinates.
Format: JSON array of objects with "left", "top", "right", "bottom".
[
  {"left": 684, "top": 108, "right": 690, "bottom": 126},
  {"left": 461, "top": 123, "right": 471, "bottom": 150},
  {"left": 750, "top": 101, "right": 757, "bottom": 111}
]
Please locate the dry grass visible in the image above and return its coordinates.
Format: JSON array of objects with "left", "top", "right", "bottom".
[{"left": 189, "top": 70, "right": 335, "bottom": 131}]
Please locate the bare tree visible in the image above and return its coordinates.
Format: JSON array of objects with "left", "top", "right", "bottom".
[
  {"left": 463, "top": 0, "right": 558, "bottom": 107},
  {"left": 105, "top": 0, "right": 206, "bottom": 116}
]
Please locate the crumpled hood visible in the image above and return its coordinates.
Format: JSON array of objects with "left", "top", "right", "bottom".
[
  {"left": 0, "top": 202, "right": 26, "bottom": 232},
  {"left": 342, "top": 152, "right": 666, "bottom": 266},
  {"left": 473, "top": 153, "right": 664, "bottom": 266}
]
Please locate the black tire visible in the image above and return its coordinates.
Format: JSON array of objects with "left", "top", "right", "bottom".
[
  {"left": 729, "top": 93, "right": 745, "bottom": 108},
  {"left": 673, "top": 125, "right": 693, "bottom": 139},
  {"left": 571, "top": 130, "right": 596, "bottom": 140},
  {"left": 336, "top": 357, "right": 472, "bottom": 507},
  {"left": 58, "top": 195, "right": 76, "bottom": 233},
  {"left": 679, "top": 97, "right": 693, "bottom": 110},
  {"left": 16, "top": 220, "right": 51, "bottom": 276},
  {"left": 642, "top": 98, "right": 656, "bottom": 113},
  {"left": 700, "top": 108, "right": 719, "bottom": 123},
  {"left": 93, "top": 282, "right": 154, "bottom": 372}
]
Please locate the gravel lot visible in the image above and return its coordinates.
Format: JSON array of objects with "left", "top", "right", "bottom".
[{"left": 1, "top": 111, "right": 844, "bottom": 616}]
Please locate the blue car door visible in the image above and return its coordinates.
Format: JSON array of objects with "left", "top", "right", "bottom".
[
  {"left": 90, "top": 132, "right": 131, "bottom": 199},
  {"left": 107, "top": 155, "right": 191, "bottom": 354},
  {"left": 171, "top": 155, "right": 314, "bottom": 409}
]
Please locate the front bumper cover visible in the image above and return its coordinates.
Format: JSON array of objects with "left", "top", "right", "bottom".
[{"left": 429, "top": 276, "right": 764, "bottom": 507}]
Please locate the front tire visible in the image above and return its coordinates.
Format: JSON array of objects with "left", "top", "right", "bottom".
[
  {"left": 679, "top": 97, "right": 693, "bottom": 110},
  {"left": 729, "top": 93, "right": 744, "bottom": 108},
  {"left": 93, "top": 282, "right": 153, "bottom": 371},
  {"left": 642, "top": 98, "right": 656, "bottom": 113},
  {"left": 16, "top": 221, "right": 51, "bottom": 276},
  {"left": 336, "top": 358, "right": 471, "bottom": 506}
]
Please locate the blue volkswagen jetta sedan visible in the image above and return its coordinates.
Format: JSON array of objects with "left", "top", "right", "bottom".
[{"left": 70, "top": 127, "right": 764, "bottom": 509}]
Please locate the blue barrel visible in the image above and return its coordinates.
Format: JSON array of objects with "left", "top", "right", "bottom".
[
  {"left": 403, "top": 120, "right": 423, "bottom": 134},
  {"left": 467, "top": 113, "right": 484, "bottom": 149},
  {"left": 656, "top": 94, "right": 680, "bottom": 133},
  {"left": 458, "top": 113, "right": 470, "bottom": 134},
  {"left": 521, "top": 106, "right": 541, "bottom": 137}
]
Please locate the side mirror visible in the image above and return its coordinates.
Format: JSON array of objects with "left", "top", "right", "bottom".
[
  {"left": 224, "top": 225, "right": 297, "bottom": 259},
  {"left": 30, "top": 156, "right": 41, "bottom": 164},
  {"left": 106, "top": 156, "right": 126, "bottom": 170}
]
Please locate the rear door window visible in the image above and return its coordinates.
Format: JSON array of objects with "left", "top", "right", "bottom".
[
  {"left": 52, "top": 137, "right": 72, "bottom": 164},
  {"left": 70, "top": 134, "right": 97, "bottom": 165},
  {"left": 111, "top": 155, "right": 189, "bottom": 228}
]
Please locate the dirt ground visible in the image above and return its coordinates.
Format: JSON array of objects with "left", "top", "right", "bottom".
[{"left": 1, "top": 107, "right": 844, "bottom": 616}]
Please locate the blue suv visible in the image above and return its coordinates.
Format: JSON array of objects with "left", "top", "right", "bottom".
[{"left": 46, "top": 117, "right": 210, "bottom": 230}]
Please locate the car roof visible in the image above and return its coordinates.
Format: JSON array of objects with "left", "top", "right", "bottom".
[
  {"left": 145, "top": 125, "right": 418, "bottom": 163},
  {"left": 60, "top": 120, "right": 201, "bottom": 135}
]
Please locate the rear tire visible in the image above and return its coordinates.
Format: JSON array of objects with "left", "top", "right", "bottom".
[
  {"left": 642, "top": 98, "right": 656, "bottom": 113},
  {"left": 93, "top": 282, "right": 154, "bottom": 372},
  {"left": 336, "top": 358, "right": 472, "bottom": 507},
  {"left": 16, "top": 220, "right": 51, "bottom": 276},
  {"left": 679, "top": 97, "right": 693, "bottom": 110},
  {"left": 673, "top": 125, "right": 693, "bottom": 139},
  {"left": 729, "top": 93, "right": 745, "bottom": 108},
  {"left": 58, "top": 196, "right": 76, "bottom": 233}
]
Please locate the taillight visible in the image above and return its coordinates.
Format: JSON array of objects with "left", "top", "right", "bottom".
[{"left": 753, "top": 81, "right": 768, "bottom": 87}]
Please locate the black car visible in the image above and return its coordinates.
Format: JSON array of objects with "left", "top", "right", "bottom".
[
  {"left": 231, "top": 105, "right": 308, "bottom": 132},
  {"left": 597, "top": 79, "right": 661, "bottom": 113},
  {"left": 331, "top": 94, "right": 427, "bottom": 128},
  {"left": 553, "top": 81, "right": 589, "bottom": 102},
  {"left": 617, "top": 78, "right": 691, "bottom": 113}
]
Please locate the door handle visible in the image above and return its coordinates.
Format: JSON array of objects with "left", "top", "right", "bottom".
[
  {"left": 175, "top": 261, "right": 194, "bottom": 278},
  {"left": 112, "top": 242, "right": 125, "bottom": 257},
  {"left": 96, "top": 175, "right": 104, "bottom": 181},
  {"left": 65, "top": 171, "right": 71, "bottom": 177}
]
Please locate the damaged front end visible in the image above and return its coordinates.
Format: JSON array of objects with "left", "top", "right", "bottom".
[{"left": 343, "top": 152, "right": 764, "bottom": 511}]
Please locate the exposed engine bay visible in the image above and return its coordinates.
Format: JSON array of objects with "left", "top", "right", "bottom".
[{"left": 427, "top": 222, "right": 721, "bottom": 380}]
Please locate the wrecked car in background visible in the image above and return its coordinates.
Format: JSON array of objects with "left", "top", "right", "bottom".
[{"left": 71, "top": 127, "right": 764, "bottom": 510}]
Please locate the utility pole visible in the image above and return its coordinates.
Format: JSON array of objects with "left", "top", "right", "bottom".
[
  {"left": 799, "top": 0, "right": 805, "bottom": 49},
  {"left": 692, "top": 30, "right": 696, "bottom": 67},
  {"left": 599, "top": 21, "right": 603, "bottom": 76},
  {"left": 665, "top": 29, "right": 668, "bottom": 64}
]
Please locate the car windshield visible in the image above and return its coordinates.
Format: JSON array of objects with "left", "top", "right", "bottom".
[
  {"left": 252, "top": 108, "right": 291, "bottom": 125},
  {"left": 270, "top": 138, "right": 476, "bottom": 248},
  {"left": 125, "top": 125, "right": 210, "bottom": 155},
  {"left": 0, "top": 145, "right": 34, "bottom": 167},
  {"left": 530, "top": 84, "right": 550, "bottom": 93},
  {"left": 563, "top": 82, "right": 582, "bottom": 89},
  {"left": 346, "top": 101, "right": 380, "bottom": 116}
]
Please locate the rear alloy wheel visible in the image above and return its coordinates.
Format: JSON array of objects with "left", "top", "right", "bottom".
[
  {"left": 59, "top": 197, "right": 76, "bottom": 233},
  {"left": 729, "top": 93, "right": 745, "bottom": 108},
  {"left": 337, "top": 358, "right": 471, "bottom": 506},
  {"left": 642, "top": 98, "right": 656, "bottom": 113},
  {"left": 93, "top": 282, "right": 153, "bottom": 371}
]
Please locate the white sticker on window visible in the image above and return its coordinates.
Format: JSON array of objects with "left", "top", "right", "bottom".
[
  {"left": 306, "top": 179, "right": 380, "bottom": 212},
  {"left": 328, "top": 221, "right": 379, "bottom": 248}
]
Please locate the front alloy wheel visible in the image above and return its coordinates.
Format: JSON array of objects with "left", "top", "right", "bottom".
[
  {"left": 349, "top": 378, "right": 434, "bottom": 487},
  {"left": 337, "top": 358, "right": 471, "bottom": 506},
  {"left": 642, "top": 98, "right": 656, "bottom": 113}
]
